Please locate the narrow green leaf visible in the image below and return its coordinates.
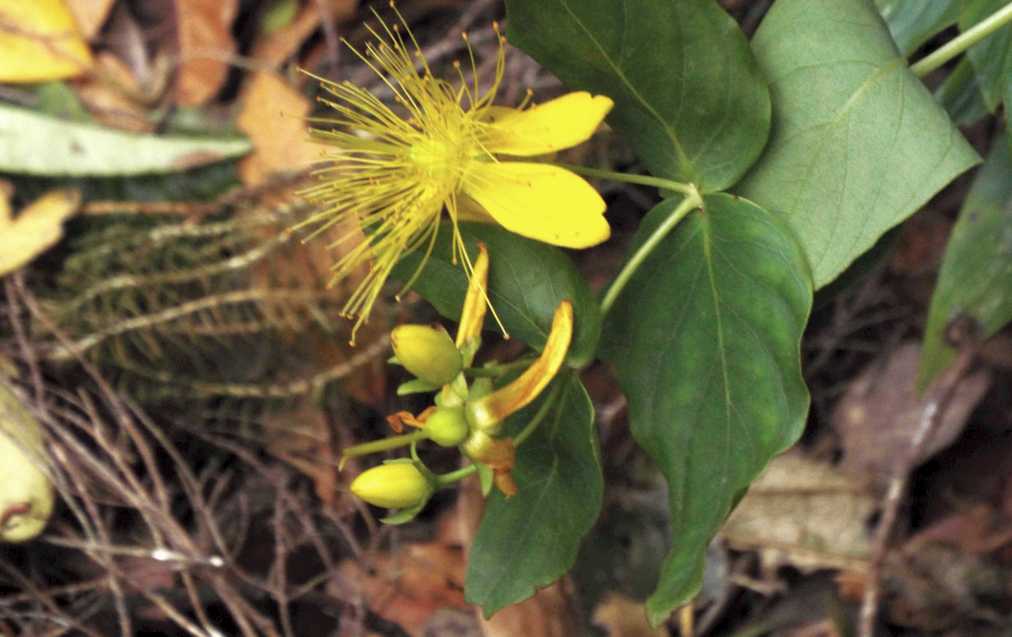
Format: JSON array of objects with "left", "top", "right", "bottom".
[
  {"left": 602, "top": 194, "right": 813, "bottom": 625},
  {"left": 394, "top": 223, "right": 601, "bottom": 367},
  {"left": 919, "top": 140, "right": 1012, "bottom": 388},
  {"left": 465, "top": 373, "right": 602, "bottom": 616},
  {"left": 961, "top": 0, "right": 1012, "bottom": 112},
  {"left": 874, "top": 0, "right": 959, "bottom": 55},
  {"left": 504, "top": 0, "right": 770, "bottom": 191},
  {"left": 737, "top": 0, "right": 979, "bottom": 289},
  {"left": 0, "top": 104, "right": 250, "bottom": 176}
]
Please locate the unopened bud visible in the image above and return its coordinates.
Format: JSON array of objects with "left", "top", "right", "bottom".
[
  {"left": 350, "top": 461, "right": 434, "bottom": 509},
  {"left": 1, "top": 380, "right": 54, "bottom": 543},
  {"left": 390, "top": 324, "right": 462, "bottom": 386},
  {"left": 425, "top": 406, "right": 469, "bottom": 447}
]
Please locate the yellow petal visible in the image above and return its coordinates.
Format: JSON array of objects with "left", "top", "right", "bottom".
[
  {"left": 0, "top": 0, "right": 93, "bottom": 83},
  {"left": 465, "top": 301, "right": 573, "bottom": 430},
  {"left": 455, "top": 242, "right": 489, "bottom": 356},
  {"left": 0, "top": 189, "right": 80, "bottom": 277},
  {"left": 483, "top": 92, "right": 613, "bottom": 156},
  {"left": 462, "top": 162, "right": 609, "bottom": 248}
]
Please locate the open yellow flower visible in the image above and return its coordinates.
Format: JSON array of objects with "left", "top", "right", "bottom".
[{"left": 299, "top": 8, "right": 613, "bottom": 339}]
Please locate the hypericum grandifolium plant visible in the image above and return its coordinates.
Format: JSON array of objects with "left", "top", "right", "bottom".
[{"left": 304, "top": 0, "right": 1012, "bottom": 626}]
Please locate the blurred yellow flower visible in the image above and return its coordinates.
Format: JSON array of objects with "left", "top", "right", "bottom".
[{"left": 300, "top": 9, "right": 612, "bottom": 339}]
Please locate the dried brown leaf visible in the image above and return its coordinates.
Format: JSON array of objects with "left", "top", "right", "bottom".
[
  {"left": 64, "top": 0, "right": 114, "bottom": 39},
  {"left": 722, "top": 452, "right": 874, "bottom": 574},
  {"left": 833, "top": 343, "right": 991, "bottom": 488},
  {"left": 173, "top": 0, "right": 237, "bottom": 106}
]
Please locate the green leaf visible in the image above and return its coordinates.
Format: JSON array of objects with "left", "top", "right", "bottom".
[
  {"left": 961, "top": 0, "right": 1012, "bottom": 112},
  {"left": 601, "top": 193, "right": 813, "bottom": 625},
  {"left": 874, "top": 0, "right": 959, "bottom": 55},
  {"left": 465, "top": 373, "right": 602, "bottom": 616},
  {"left": 394, "top": 223, "right": 601, "bottom": 367},
  {"left": 737, "top": 0, "right": 979, "bottom": 289},
  {"left": 919, "top": 140, "right": 1012, "bottom": 388},
  {"left": 504, "top": 0, "right": 770, "bottom": 191},
  {"left": 0, "top": 103, "right": 250, "bottom": 176},
  {"left": 936, "top": 57, "right": 991, "bottom": 126}
]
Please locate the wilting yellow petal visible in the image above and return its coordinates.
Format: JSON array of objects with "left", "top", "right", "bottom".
[
  {"left": 0, "top": 189, "right": 80, "bottom": 277},
  {"left": 0, "top": 0, "right": 93, "bottom": 83},
  {"left": 483, "top": 92, "right": 613, "bottom": 156},
  {"left": 466, "top": 301, "right": 573, "bottom": 430},
  {"left": 455, "top": 242, "right": 489, "bottom": 359},
  {"left": 462, "top": 162, "right": 609, "bottom": 249}
]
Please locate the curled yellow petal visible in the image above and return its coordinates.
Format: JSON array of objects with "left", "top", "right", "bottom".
[
  {"left": 462, "top": 162, "right": 609, "bottom": 249},
  {"left": 466, "top": 300, "right": 573, "bottom": 430},
  {"left": 0, "top": 189, "right": 80, "bottom": 277},
  {"left": 455, "top": 242, "right": 489, "bottom": 359},
  {"left": 483, "top": 92, "right": 613, "bottom": 156}
]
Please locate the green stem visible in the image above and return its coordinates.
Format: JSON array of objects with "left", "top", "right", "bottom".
[
  {"left": 601, "top": 190, "right": 703, "bottom": 315},
  {"left": 514, "top": 383, "right": 562, "bottom": 447},
  {"left": 910, "top": 1, "right": 1012, "bottom": 77},
  {"left": 340, "top": 430, "right": 429, "bottom": 465},
  {"left": 463, "top": 357, "right": 536, "bottom": 378},
  {"left": 435, "top": 465, "right": 477, "bottom": 487},
  {"left": 554, "top": 163, "right": 695, "bottom": 196}
]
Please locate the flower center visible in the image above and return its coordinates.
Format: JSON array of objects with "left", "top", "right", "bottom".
[{"left": 409, "top": 135, "right": 468, "bottom": 182}]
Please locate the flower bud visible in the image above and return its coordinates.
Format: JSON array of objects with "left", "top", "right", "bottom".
[
  {"left": 390, "top": 324, "right": 462, "bottom": 386},
  {"left": 1, "top": 382, "right": 54, "bottom": 543},
  {"left": 425, "top": 406, "right": 469, "bottom": 447},
  {"left": 350, "top": 461, "right": 434, "bottom": 509}
]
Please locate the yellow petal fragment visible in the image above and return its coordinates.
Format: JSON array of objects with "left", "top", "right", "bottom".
[
  {"left": 0, "top": 0, "right": 93, "bottom": 83},
  {"left": 466, "top": 301, "right": 573, "bottom": 430},
  {"left": 455, "top": 242, "right": 490, "bottom": 356},
  {"left": 463, "top": 162, "right": 609, "bottom": 249},
  {"left": 0, "top": 189, "right": 80, "bottom": 277},
  {"left": 484, "top": 92, "right": 613, "bottom": 156}
]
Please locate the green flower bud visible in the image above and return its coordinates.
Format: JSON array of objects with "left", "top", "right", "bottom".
[
  {"left": 390, "top": 324, "right": 462, "bottom": 386},
  {"left": 1, "top": 380, "right": 54, "bottom": 543},
  {"left": 350, "top": 461, "right": 434, "bottom": 509},
  {"left": 425, "top": 406, "right": 469, "bottom": 447}
]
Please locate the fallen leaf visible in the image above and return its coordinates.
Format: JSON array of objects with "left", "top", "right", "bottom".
[
  {"left": 173, "top": 0, "right": 238, "bottom": 106},
  {"left": 0, "top": 102, "right": 250, "bottom": 176},
  {"left": 252, "top": 3, "right": 322, "bottom": 69},
  {"left": 592, "top": 593, "right": 667, "bottom": 637},
  {"left": 833, "top": 343, "right": 991, "bottom": 489},
  {"left": 64, "top": 0, "right": 114, "bottom": 39},
  {"left": 337, "top": 542, "right": 469, "bottom": 636},
  {"left": 478, "top": 581, "right": 578, "bottom": 637},
  {"left": 236, "top": 72, "right": 321, "bottom": 185},
  {"left": 0, "top": 189, "right": 80, "bottom": 277},
  {"left": 0, "top": 0, "right": 93, "bottom": 82},
  {"left": 73, "top": 52, "right": 154, "bottom": 132},
  {"left": 722, "top": 452, "right": 874, "bottom": 574}
]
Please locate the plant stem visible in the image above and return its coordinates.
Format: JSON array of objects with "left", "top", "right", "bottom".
[
  {"left": 436, "top": 465, "right": 477, "bottom": 487},
  {"left": 601, "top": 190, "right": 703, "bottom": 315},
  {"left": 555, "top": 163, "right": 695, "bottom": 196},
  {"left": 910, "top": 1, "right": 1012, "bottom": 77},
  {"left": 340, "top": 430, "right": 429, "bottom": 465},
  {"left": 514, "top": 383, "right": 562, "bottom": 446}
]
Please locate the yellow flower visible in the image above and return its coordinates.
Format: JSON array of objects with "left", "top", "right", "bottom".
[{"left": 300, "top": 7, "right": 613, "bottom": 339}]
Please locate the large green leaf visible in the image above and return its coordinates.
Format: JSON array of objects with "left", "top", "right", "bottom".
[
  {"left": 874, "top": 0, "right": 959, "bottom": 55},
  {"left": 465, "top": 372, "right": 602, "bottom": 615},
  {"left": 919, "top": 140, "right": 1012, "bottom": 388},
  {"left": 961, "top": 0, "right": 1012, "bottom": 112},
  {"left": 602, "top": 193, "right": 812, "bottom": 625},
  {"left": 0, "top": 104, "right": 250, "bottom": 176},
  {"left": 394, "top": 223, "right": 601, "bottom": 367},
  {"left": 737, "top": 0, "right": 979, "bottom": 289},
  {"left": 504, "top": 0, "right": 770, "bottom": 191}
]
